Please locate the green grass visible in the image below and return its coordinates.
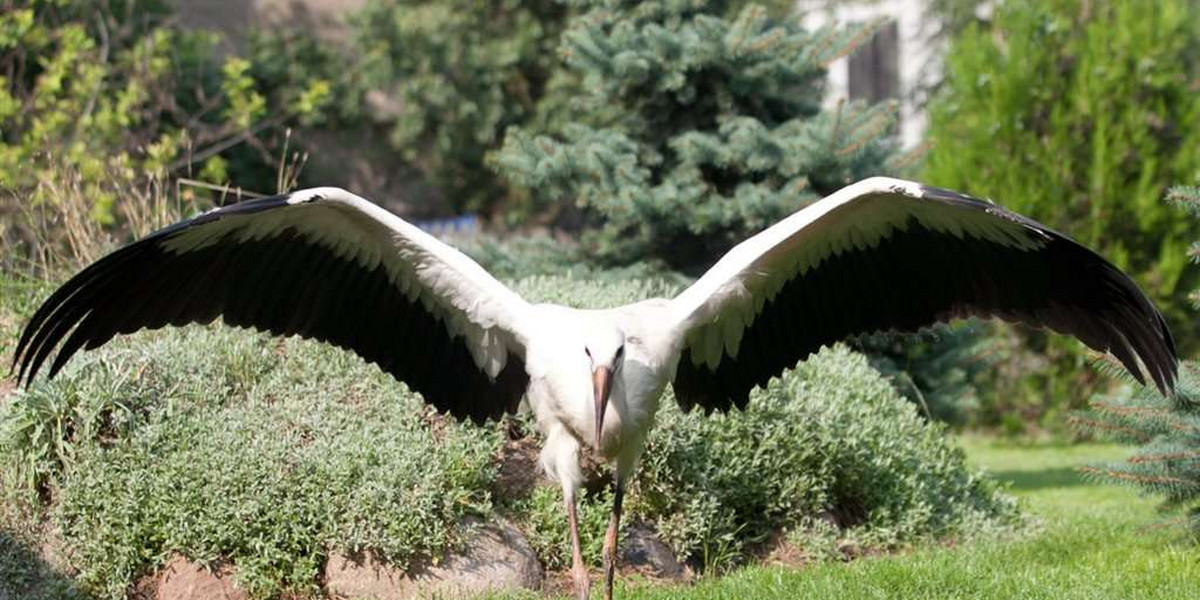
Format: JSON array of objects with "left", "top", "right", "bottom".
[{"left": 577, "top": 437, "right": 1199, "bottom": 600}]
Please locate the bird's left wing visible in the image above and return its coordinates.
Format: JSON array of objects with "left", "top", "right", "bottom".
[
  {"left": 14, "top": 188, "right": 532, "bottom": 423},
  {"left": 668, "top": 177, "right": 1177, "bottom": 412}
]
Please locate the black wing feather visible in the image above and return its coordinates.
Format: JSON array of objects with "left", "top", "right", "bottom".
[
  {"left": 13, "top": 194, "right": 528, "bottom": 424},
  {"left": 675, "top": 186, "right": 1178, "bottom": 413}
]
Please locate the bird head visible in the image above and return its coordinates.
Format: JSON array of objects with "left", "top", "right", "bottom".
[{"left": 584, "top": 327, "right": 626, "bottom": 449}]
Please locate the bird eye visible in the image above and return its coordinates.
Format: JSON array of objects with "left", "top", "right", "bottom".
[
  {"left": 616, "top": 346, "right": 624, "bottom": 360},
  {"left": 585, "top": 347, "right": 592, "bottom": 359}
]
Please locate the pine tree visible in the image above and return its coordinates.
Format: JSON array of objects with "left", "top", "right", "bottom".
[
  {"left": 494, "top": 1, "right": 896, "bottom": 270},
  {"left": 1071, "top": 186, "right": 1200, "bottom": 534}
]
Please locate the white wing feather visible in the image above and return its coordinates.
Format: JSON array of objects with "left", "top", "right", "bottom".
[{"left": 669, "top": 176, "right": 1042, "bottom": 369}]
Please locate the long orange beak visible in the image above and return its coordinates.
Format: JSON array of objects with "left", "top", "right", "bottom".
[{"left": 593, "top": 366, "right": 613, "bottom": 449}]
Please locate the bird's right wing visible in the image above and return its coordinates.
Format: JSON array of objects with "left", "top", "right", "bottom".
[
  {"left": 668, "top": 177, "right": 1177, "bottom": 413},
  {"left": 15, "top": 187, "right": 532, "bottom": 423}
]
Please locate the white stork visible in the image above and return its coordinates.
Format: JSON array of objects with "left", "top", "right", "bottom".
[{"left": 13, "top": 177, "right": 1177, "bottom": 600}]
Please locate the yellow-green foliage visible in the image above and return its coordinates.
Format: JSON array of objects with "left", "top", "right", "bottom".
[
  {"left": 0, "top": 1, "right": 334, "bottom": 233},
  {"left": 1, "top": 2, "right": 176, "bottom": 216}
]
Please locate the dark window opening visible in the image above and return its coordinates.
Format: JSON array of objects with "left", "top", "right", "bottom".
[{"left": 848, "top": 19, "right": 900, "bottom": 105}]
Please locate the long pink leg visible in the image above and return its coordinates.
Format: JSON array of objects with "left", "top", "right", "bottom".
[
  {"left": 602, "top": 480, "right": 626, "bottom": 600},
  {"left": 566, "top": 488, "right": 591, "bottom": 600}
]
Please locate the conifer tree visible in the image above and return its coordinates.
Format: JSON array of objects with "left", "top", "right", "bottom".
[
  {"left": 494, "top": 1, "right": 896, "bottom": 269},
  {"left": 1072, "top": 186, "right": 1200, "bottom": 533}
]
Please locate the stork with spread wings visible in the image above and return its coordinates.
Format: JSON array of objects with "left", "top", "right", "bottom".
[{"left": 14, "top": 177, "right": 1176, "bottom": 600}]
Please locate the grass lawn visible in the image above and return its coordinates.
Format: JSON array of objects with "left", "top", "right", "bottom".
[{"left": 594, "top": 437, "right": 1198, "bottom": 600}]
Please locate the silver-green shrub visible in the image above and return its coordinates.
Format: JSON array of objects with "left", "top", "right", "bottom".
[
  {"left": 634, "top": 344, "right": 1021, "bottom": 569},
  {"left": 5, "top": 327, "right": 500, "bottom": 599}
]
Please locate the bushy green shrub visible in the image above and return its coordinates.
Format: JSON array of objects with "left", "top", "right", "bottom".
[
  {"left": 518, "top": 485, "right": 613, "bottom": 570},
  {"left": 2, "top": 327, "right": 501, "bottom": 599},
  {"left": 854, "top": 324, "right": 990, "bottom": 428},
  {"left": 463, "top": 235, "right": 595, "bottom": 280},
  {"left": 635, "top": 345, "right": 1020, "bottom": 568},
  {"left": 2, "top": 1, "right": 184, "bottom": 206},
  {"left": 923, "top": 0, "right": 1200, "bottom": 344},
  {"left": 509, "top": 271, "right": 685, "bottom": 307},
  {"left": 0, "top": 1, "right": 338, "bottom": 272}
]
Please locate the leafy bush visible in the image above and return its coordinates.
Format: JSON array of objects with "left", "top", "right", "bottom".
[
  {"left": 0, "top": 1, "right": 337, "bottom": 271},
  {"left": 635, "top": 345, "right": 1020, "bottom": 568},
  {"left": 854, "top": 324, "right": 991, "bottom": 428},
  {"left": 509, "top": 270, "right": 685, "bottom": 307},
  {"left": 1, "top": 0, "right": 178, "bottom": 197},
  {"left": 2, "top": 327, "right": 501, "bottom": 599},
  {"left": 350, "top": 0, "right": 572, "bottom": 215},
  {"left": 518, "top": 485, "right": 613, "bottom": 570},
  {"left": 923, "top": 0, "right": 1200, "bottom": 344}
]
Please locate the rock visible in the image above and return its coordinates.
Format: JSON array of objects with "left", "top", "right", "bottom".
[
  {"left": 620, "top": 522, "right": 687, "bottom": 581},
  {"left": 324, "top": 519, "right": 543, "bottom": 600},
  {"left": 155, "top": 557, "right": 246, "bottom": 600}
]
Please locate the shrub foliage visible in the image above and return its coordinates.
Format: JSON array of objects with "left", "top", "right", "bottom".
[
  {"left": 0, "top": 0, "right": 338, "bottom": 273},
  {"left": 351, "top": 0, "right": 572, "bottom": 215},
  {"left": 922, "top": 0, "right": 1200, "bottom": 427},
  {"left": 636, "top": 345, "right": 1019, "bottom": 567},
  {"left": 3, "top": 327, "right": 501, "bottom": 599}
]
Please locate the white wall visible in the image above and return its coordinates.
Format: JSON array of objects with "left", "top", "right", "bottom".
[
  {"left": 168, "top": 0, "right": 367, "bottom": 52},
  {"left": 797, "top": 0, "right": 942, "bottom": 149}
]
